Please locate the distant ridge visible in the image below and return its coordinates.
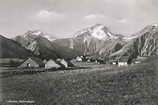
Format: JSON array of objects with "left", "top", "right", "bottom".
[
  {"left": 111, "top": 24, "right": 158, "bottom": 60},
  {"left": 9, "top": 23, "right": 158, "bottom": 62},
  {"left": 14, "top": 30, "right": 60, "bottom": 60},
  {"left": 0, "top": 35, "right": 33, "bottom": 58},
  {"left": 53, "top": 24, "right": 126, "bottom": 58}
]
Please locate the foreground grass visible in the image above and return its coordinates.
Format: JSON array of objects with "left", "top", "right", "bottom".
[{"left": 1, "top": 58, "right": 158, "bottom": 105}]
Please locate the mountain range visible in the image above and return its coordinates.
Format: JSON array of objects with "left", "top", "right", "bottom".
[
  {"left": 1, "top": 24, "right": 158, "bottom": 62},
  {"left": 53, "top": 24, "right": 158, "bottom": 61},
  {"left": 14, "top": 30, "right": 77, "bottom": 60}
]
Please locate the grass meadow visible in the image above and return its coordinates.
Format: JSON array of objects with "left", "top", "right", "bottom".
[{"left": 0, "top": 57, "right": 158, "bottom": 105}]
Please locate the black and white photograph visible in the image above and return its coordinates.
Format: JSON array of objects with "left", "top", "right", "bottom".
[{"left": 0, "top": 0, "right": 158, "bottom": 105}]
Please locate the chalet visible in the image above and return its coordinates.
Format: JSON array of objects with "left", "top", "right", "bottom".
[
  {"left": 88, "top": 57, "right": 96, "bottom": 62},
  {"left": 97, "top": 57, "right": 105, "bottom": 64},
  {"left": 133, "top": 59, "right": 141, "bottom": 64},
  {"left": 45, "top": 59, "right": 61, "bottom": 69},
  {"left": 118, "top": 56, "right": 129, "bottom": 66},
  {"left": 43, "top": 59, "right": 47, "bottom": 64},
  {"left": 95, "top": 60, "right": 98, "bottom": 64},
  {"left": 132, "top": 56, "right": 148, "bottom": 64},
  {"left": 56, "top": 59, "right": 68, "bottom": 68},
  {"left": 76, "top": 56, "right": 82, "bottom": 62},
  {"left": 67, "top": 60, "right": 75, "bottom": 67},
  {"left": 18, "top": 57, "right": 44, "bottom": 68},
  {"left": 110, "top": 60, "right": 118, "bottom": 65},
  {"left": 87, "top": 59, "right": 91, "bottom": 62}
]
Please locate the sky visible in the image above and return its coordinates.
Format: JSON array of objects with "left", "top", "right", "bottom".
[{"left": 0, "top": 0, "right": 158, "bottom": 38}]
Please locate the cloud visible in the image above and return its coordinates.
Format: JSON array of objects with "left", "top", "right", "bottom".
[
  {"left": 37, "top": 10, "right": 53, "bottom": 18},
  {"left": 84, "top": 14, "right": 105, "bottom": 20},
  {"left": 118, "top": 18, "right": 127, "bottom": 23},
  {"left": 34, "top": 10, "right": 66, "bottom": 22}
]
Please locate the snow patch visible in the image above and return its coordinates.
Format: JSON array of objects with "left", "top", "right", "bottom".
[
  {"left": 32, "top": 31, "right": 42, "bottom": 35},
  {"left": 107, "top": 32, "right": 112, "bottom": 37},
  {"left": 69, "top": 39, "right": 74, "bottom": 49},
  {"left": 75, "top": 24, "right": 117, "bottom": 40},
  {"left": 153, "top": 24, "right": 158, "bottom": 27},
  {"left": 91, "top": 25, "right": 108, "bottom": 40},
  {"left": 43, "top": 35, "right": 55, "bottom": 41}
]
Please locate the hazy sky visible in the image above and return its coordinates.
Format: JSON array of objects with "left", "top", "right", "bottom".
[{"left": 1, "top": 0, "right": 158, "bottom": 38}]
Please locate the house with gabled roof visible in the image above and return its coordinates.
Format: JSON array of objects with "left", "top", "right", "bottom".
[
  {"left": 45, "top": 59, "right": 61, "bottom": 69},
  {"left": 56, "top": 59, "right": 68, "bottom": 68},
  {"left": 76, "top": 56, "right": 82, "bottom": 62},
  {"left": 117, "top": 56, "right": 129, "bottom": 66},
  {"left": 18, "top": 57, "right": 44, "bottom": 68}
]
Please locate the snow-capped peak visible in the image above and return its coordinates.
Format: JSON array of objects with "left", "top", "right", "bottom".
[
  {"left": 75, "top": 24, "right": 120, "bottom": 40},
  {"left": 43, "top": 35, "right": 56, "bottom": 41},
  {"left": 23, "top": 30, "right": 43, "bottom": 37},
  {"left": 152, "top": 24, "right": 158, "bottom": 27},
  {"left": 90, "top": 25, "right": 107, "bottom": 39},
  {"left": 32, "top": 31, "right": 42, "bottom": 35},
  {"left": 23, "top": 30, "right": 56, "bottom": 41},
  {"left": 90, "top": 24, "right": 116, "bottom": 40}
]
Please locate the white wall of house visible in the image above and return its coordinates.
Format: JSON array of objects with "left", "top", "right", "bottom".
[
  {"left": 112, "top": 62, "right": 117, "bottom": 65},
  {"left": 134, "top": 61, "right": 141, "bottom": 64},
  {"left": 118, "top": 62, "right": 128, "bottom": 66},
  {"left": 45, "top": 60, "right": 60, "bottom": 69},
  {"left": 76, "top": 56, "right": 82, "bottom": 62},
  {"left": 87, "top": 59, "right": 90, "bottom": 62},
  {"left": 60, "top": 59, "right": 68, "bottom": 68}
]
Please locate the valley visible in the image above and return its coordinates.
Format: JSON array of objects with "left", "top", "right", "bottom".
[
  {"left": 1, "top": 24, "right": 158, "bottom": 105},
  {"left": 1, "top": 57, "right": 158, "bottom": 105}
]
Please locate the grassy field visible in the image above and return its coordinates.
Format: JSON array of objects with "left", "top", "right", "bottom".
[{"left": 1, "top": 58, "right": 158, "bottom": 105}]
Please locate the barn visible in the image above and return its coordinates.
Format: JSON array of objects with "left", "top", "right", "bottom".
[
  {"left": 45, "top": 59, "right": 61, "bottom": 69},
  {"left": 18, "top": 57, "right": 44, "bottom": 68}
]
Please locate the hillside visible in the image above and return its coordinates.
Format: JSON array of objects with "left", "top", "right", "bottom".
[
  {"left": 0, "top": 35, "right": 32, "bottom": 58},
  {"left": 111, "top": 25, "right": 158, "bottom": 60},
  {"left": 52, "top": 38, "right": 79, "bottom": 59}
]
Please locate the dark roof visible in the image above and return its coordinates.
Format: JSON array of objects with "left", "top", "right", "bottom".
[
  {"left": 56, "top": 60, "right": 66, "bottom": 68},
  {"left": 25, "top": 57, "right": 44, "bottom": 66}
]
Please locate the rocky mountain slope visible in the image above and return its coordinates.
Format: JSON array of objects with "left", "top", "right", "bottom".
[
  {"left": 12, "top": 24, "right": 158, "bottom": 61},
  {"left": 111, "top": 25, "right": 158, "bottom": 60},
  {"left": 14, "top": 30, "right": 77, "bottom": 60},
  {"left": 14, "top": 30, "right": 60, "bottom": 59},
  {"left": 52, "top": 38, "right": 79, "bottom": 59},
  {"left": 53, "top": 24, "right": 126, "bottom": 58},
  {"left": 0, "top": 35, "right": 32, "bottom": 58}
]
